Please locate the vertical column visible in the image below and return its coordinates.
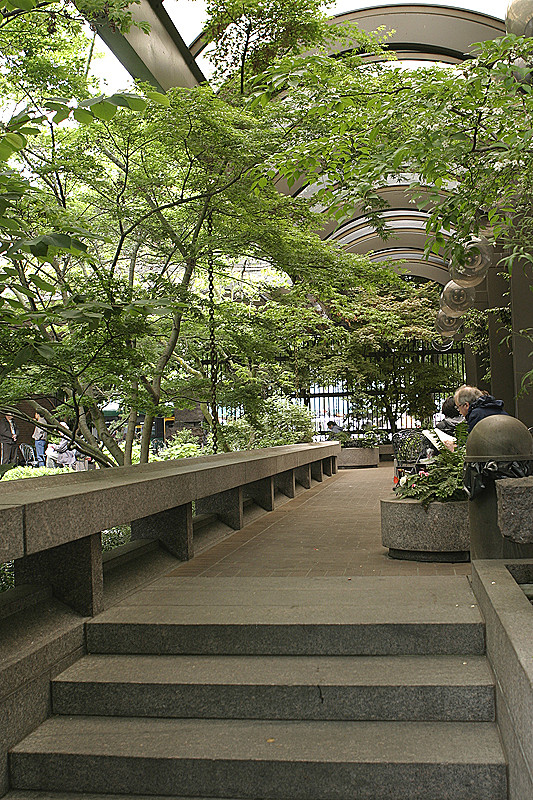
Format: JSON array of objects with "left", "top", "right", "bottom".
[
  {"left": 311, "top": 460, "right": 323, "bottom": 482},
  {"left": 464, "top": 344, "right": 490, "bottom": 393},
  {"left": 322, "top": 457, "right": 332, "bottom": 477},
  {"left": 246, "top": 477, "right": 275, "bottom": 511},
  {"left": 131, "top": 502, "right": 194, "bottom": 560},
  {"left": 196, "top": 487, "right": 243, "bottom": 530},
  {"left": 487, "top": 260, "right": 515, "bottom": 414},
  {"left": 294, "top": 464, "right": 311, "bottom": 489},
  {"left": 275, "top": 469, "right": 296, "bottom": 498},
  {"left": 15, "top": 533, "right": 103, "bottom": 616},
  {"left": 510, "top": 258, "right": 533, "bottom": 426}
]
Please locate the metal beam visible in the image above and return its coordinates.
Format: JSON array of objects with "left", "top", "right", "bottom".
[{"left": 94, "top": 0, "right": 205, "bottom": 91}]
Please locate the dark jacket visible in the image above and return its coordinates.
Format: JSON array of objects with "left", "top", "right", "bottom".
[
  {"left": 466, "top": 395, "right": 508, "bottom": 432},
  {"left": 0, "top": 416, "right": 18, "bottom": 444}
]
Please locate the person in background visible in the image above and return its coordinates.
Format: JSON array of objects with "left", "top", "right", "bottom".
[
  {"left": 49, "top": 422, "right": 77, "bottom": 468},
  {"left": 327, "top": 420, "right": 343, "bottom": 435},
  {"left": 32, "top": 411, "right": 48, "bottom": 467},
  {"left": 435, "top": 397, "right": 465, "bottom": 437},
  {"left": 0, "top": 413, "right": 18, "bottom": 464},
  {"left": 453, "top": 385, "right": 509, "bottom": 432}
]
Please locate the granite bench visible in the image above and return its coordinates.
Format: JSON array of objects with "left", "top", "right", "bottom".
[{"left": 0, "top": 444, "right": 339, "bottom": 616}]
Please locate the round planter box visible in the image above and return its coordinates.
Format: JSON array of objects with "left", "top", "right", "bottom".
[
  {"left": 381, "top": 496, "right": 470, "bottom": 562},
  {"left": 338, "top": 447, "right": 379, "bottom": 469}
]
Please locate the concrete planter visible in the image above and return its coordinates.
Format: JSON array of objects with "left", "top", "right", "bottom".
[
  {"left": 381, "top": 495, "right": 470, "bottom": 562},
  {"left": 338, "top": 446, "right": 379, "bottom": 469},
  {"left": 379, "top": 444, "right": 394, "bottom": 461}
]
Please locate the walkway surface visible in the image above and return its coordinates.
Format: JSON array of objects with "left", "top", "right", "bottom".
[{"left": 169, "top": 466, "right": 471, "bottom": 578}]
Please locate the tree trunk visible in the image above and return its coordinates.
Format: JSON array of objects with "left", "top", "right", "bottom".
[
  {"left": 140, "top": 413, "right": 154, "bottom": 463},
  {"left": 124, "top": 392, "right": 138, "bottom": 466}
]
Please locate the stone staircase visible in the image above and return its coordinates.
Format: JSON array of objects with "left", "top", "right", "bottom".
[{"left": 7, "top": 577, "right": 508, "bottom": 800}]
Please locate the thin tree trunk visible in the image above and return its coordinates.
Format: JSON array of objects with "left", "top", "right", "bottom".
[
  {"left": 90, "top": 405, "right": 126, "bottom": 465},
  {"left": 124, "top": 386, "right": 138, "bottom": 466}
]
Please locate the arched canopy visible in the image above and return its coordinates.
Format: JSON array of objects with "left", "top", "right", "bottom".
[{"left": 330, "top": 5, "right": 505, "bottom": 63}]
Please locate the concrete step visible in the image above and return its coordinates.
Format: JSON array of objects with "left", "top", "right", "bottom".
[
  {"left": 9, "top": 716, "right": 507, "bottom": 800},
  {"left": 86, "top": 576, "right": 485, "bottom": 656},
  {"left": 52, "top": 653, "right": 495, "bottom": 722},
  {"left": 4, "top": 795, "right": 280, "bottom": 800}
]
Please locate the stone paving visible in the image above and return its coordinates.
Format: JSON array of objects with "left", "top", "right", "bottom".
[{"left": 169, "top": 465, "right": 472, "bottom": 578}]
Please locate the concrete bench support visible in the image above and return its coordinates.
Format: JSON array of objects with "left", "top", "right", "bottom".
[
  {"left": 311, "top": 460, "right": 323, "bottom": 482},
  {"left": 245, "top": 477, "right": 275, "bottom": 511},
  {"left": 332, "top": 456, "right": 338, "bottom": 474},
  {"left": 275, "top": 469, "right": 296, "bottom": 498},
  {"left": 14, "top": 533, "right": 103, "bottom": 617},
  {"left": 295, "top": 464, "right": 311, "bottom": 489},
  {"left": 196, "top": 488, "right": 243, "bottom": 530},
  {"left": 131, "top": 502, "right": 194, "bottom": 561},
  {"left": 322, "top": 457, "right": 333, "bottom": 477}
]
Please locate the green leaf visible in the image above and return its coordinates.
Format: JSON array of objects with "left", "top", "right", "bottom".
[
  {"left": 29, "top": 273, "right": 57, "bottom": 292},
  {"left": 0, "top": 217, "right": 24, "bottom": 231},
  {"left": 44, "top": 101, "right": 69, "bottom": 112},
  {"left": 78, "top": 96, "right": 104, "bottom": 108},
  {"left": 10, "top": 0, "right": 35, "bottom": 10},
  {"left": 34, "top": 343, "right": 55, "bottom": 358},
  {"left": 73, "top": 108, "right": 94, "bottom": 125},
  {"left": 145, "top": 90, "right": 170, "bottom": 107},
  {"left": 109, "top": 93, "right": 147, "bottom": 111},
  {"left": 52, "top": 108, "right": 70, "bottom": 124},
  {"left": 90, "top": 101, "right": 117, "bottom": 121}
]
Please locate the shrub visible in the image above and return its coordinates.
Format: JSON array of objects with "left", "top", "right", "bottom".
[
  {"left": 1, "top": 466, "right": 70, "bottom": 481},
  {"left": 222, "top": 396, "right": 314, "bottom": 451},
  {"left": 0, "top": 561, "right": 14, "bottom": 592},
  {"left": 101, "top": 526, "right": 131, "bottom": 551},
  {"left": 153, "top": 429, "right": 203, "bottom": 460}
]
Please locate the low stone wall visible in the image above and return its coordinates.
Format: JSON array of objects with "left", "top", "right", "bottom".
[
  {"left": 381, "top": 496, "right": 470, "bottom": 562},
  {"left": 472, "top": 560, "right": 533, "bottom": 800}
]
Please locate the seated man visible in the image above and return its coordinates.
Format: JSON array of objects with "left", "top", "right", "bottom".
[{"left": 453, "top": 385, "right": 508, "bottom": 432}]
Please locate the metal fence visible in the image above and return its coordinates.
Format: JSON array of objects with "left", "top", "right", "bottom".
[
  {"left": 216, "top": 341, "right": 465, "bottom": 439},
  {"left": 302, "top": 341, "right": 465, "bottom": 438}
]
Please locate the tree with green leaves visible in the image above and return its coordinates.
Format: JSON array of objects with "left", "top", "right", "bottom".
[{"left": 2, "top": 82, "right": 390, "bottom": 464}]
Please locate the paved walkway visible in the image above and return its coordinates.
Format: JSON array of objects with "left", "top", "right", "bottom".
[{"left": 169, "top": 466, "right": 471, "bottom": 578}]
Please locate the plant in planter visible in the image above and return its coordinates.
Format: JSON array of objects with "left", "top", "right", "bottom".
[
  {"left": 381, "top": 423, "right": 470, "bottom": 561},
  {"left": 334, "top": 427, "right": 380, "bottom": 467},
  {"left": 394, "top": 424, "right": 468, "bottom": 507}
]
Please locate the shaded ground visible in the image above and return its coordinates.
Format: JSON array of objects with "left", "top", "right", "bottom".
[{"left": 169, "top": 466, "right": 471, "bottom": 578}]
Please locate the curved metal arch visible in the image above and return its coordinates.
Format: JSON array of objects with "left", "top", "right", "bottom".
[{"left": 329, "top": 5, "right": 505, "bottom": 64}]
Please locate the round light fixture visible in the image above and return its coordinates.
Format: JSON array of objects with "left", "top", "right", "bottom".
[
  {"left": 440, "top": 280, "right": 476, "bottom": 317},
  {"left": 435, "top": 311, "right": 462, "bottom": 338},
  {"left": 432, "top": 338, "right": 455, "bottom": 351},
  {"left": 449, "top": 237, "right": 491, "bottom": 287}
]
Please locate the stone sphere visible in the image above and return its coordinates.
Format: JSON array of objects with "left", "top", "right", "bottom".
[
  {"left": 506, "top": 0, "right": 533, "bottom": 36},
  {"left": 466, "top": 415, "right": 533, "bottom": 458}
]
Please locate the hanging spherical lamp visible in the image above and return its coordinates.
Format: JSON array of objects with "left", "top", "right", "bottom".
[
  {"left": 439, "top": 280, "right": 476, "bottom": 317},
  {"left": 449, "top": 237, "right": 491, "bottom": 288},
  {"left": 506, "top": 0, "right": 533, "bottom": 36},
  {"left": 435, "top": 311, "right": 462, "bottom": 338}
]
